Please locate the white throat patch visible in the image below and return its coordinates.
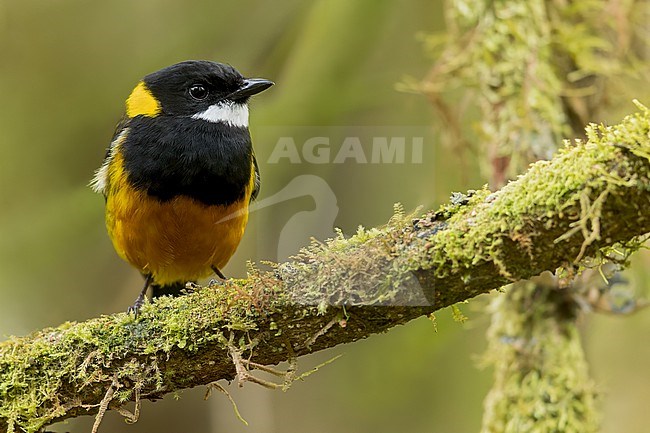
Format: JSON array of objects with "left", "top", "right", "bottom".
[{"left": 191, "top": 102, "right": 249, "bottom": 127}]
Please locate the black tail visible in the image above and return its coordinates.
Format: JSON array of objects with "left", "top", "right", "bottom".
[{"left": 151, "top": 281, "right": 189, "bottom": 298}]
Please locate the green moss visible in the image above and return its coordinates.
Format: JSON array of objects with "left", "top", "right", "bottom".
[
  {"left": 410, "top": 4, "right": 648, "bottom": 433},
  {"left": 410, "top": 0, "right": 643, "bottom": 180},
  {"left": 0, "top": 281, "right": 286, "bottom": 433},
  {"left": 480, "top": 281, "right": 599, "bottom": 433},
  {"left": 276, "top": 202, "right": 422, "bottom": 307},
  {"left": 279, "top": 107, "right": 650, "bottom": 309},
  {"left": 409, "top": 105, "right": 650, "bottom": 280}
]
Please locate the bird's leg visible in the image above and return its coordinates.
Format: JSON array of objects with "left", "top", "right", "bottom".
[
  {"left": 210, "top": 266, "right": 227, "bottom": 284},
  {"left": 127, "top": 274, "right": 153, "bottom": 318}
]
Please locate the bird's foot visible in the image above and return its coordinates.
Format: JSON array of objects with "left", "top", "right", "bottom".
[
  {"left": 127, "top": 293, "right": 145, "bottom": 318},
  {"left": 184, "top": 281, "right": 201, "bottom": 293},
  {"left": 207, "top": 278, "right": 226, "bottom": 287},
  {"left": 127, "top": 274, "right": 153, "bottom": 318}
]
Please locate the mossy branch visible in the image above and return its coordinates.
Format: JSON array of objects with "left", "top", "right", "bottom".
[{"left": 2, "top": 105, "right": 650, "bottom": 432}]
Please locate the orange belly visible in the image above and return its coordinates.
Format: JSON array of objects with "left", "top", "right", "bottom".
[{"left": 106, "top": 180, "right": 250, "bottom": 285}]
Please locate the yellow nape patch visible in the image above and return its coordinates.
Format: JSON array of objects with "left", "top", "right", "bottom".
[{"left": 126, "top": 81, "right": 161, "bottom": 118}]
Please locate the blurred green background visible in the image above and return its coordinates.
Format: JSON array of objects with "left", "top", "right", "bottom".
[{"left": 1, "top": 1, "right": 649, "bottom": 432}]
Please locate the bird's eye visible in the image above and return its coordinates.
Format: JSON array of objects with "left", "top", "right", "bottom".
[{"left": 189, "top": 84, "right": 209, "bottom": 101}]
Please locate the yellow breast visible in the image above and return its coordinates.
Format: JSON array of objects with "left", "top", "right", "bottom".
[{"left": 105, "top": 143, "right": 252, "bottom": 285}]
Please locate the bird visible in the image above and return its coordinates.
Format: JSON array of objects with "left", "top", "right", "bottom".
[{"left": 90, "top": 60, "right": 273, "bottom": 316}]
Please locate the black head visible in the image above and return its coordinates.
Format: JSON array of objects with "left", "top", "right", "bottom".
[{"left": 132, "top": 60, "right": 273, "bottom": 118}]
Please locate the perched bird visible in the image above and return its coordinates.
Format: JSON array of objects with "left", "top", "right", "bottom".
[{"left": 90, "top": 60, "right": 273, "bottom": 315}]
